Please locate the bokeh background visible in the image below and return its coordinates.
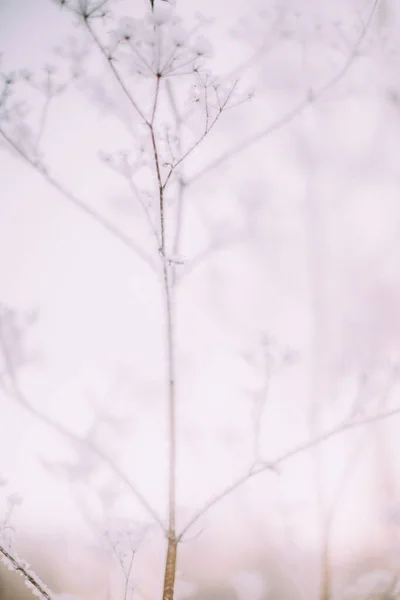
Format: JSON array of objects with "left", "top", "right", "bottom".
[{"left": 1, "top": 0, "right": 400, "bottom": 598}]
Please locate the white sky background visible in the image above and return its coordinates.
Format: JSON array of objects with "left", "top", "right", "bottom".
[{"left": 2, "top": 0, "right": 400, "bottom": 597}]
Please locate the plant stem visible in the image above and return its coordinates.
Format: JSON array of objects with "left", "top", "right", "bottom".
[
  {"left": 150, "top": 109, "right": 178, "bottom": 599},
  {"left": 162, "top": 534, "right": 178, "bottom": 600},
  {"left": 161, "top": 254, "right": 178, "bottom": 600}
]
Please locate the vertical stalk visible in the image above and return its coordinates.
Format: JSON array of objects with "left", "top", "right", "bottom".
[
  {"left": 161, "top": 255, "right": 178, "bottom": 600},
  {"left": 162, "top": 530, "right": 178, "bottom": 600},
  {"left": 149, "top": 108, "right": 178, "bottom": 598}
]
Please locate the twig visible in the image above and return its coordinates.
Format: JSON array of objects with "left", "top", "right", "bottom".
[
  {"left": 127, "top": 40, "right": 154, "bottom": 76},
  {"left": 252, "top": 346, "right": 272, "bottom": 462},
  {"left": 84, "top": 19, "right": 148, "bottom": 124},
  {"left": 36, "top": 95, "right": 51, "bottom": 151},
  {"left": 163, "top": 80, "right": 238, "bottom": 189},
  {"left": 151, "top": 75, "right": 161, "bottom": 125},
  {"left": 104, "top": 153, "right": 160, "bottom": 245},
  {"left": 0, "top": 126, "right": 155, "bottom": 269},
  {"left": 0, "top": 544, "right": 52, "bottom": 600},
  {"left": 165, "top": 80, "right": 186, "bottom": 286},
  {"left": 0, "top": 334, "right": 165, "bottom": 532},
  {"left": 178, "top": 403, "right": 400, "bottom": 539},
  {"left": 187, "top": 0, "right": 380, "bottom": 186}
]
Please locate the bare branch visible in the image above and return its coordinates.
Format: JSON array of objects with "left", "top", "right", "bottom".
[
  {"left": 151, "top": 75, "right": 161, "bottom": 125},
  {"left": 0, "top": 544, "right": 52, "bottom": 600},
  {"left": 0, "top": 126, "right": 156, "bottom": 269},
  {"left": 84, "top": 19, "right": 149, "bottom": 124},
  {"left": 0, "top": 78, "right": 12, "bottom": 108},
  {"left": 104, "top": 529, "right": 137, "bottom": 600},
  {"left": 251, "top": 343, "right": 273, "bottom": 463},
  {"left": 165, "top": 80, "right": 186, "bottom": 286},
  {"left": 101, "top": 152, "right": 160, "bottom": 245},
  {"left": 126, "top": 40, "right": 155, "bottom": 76},
  {"left": 35, "top": 95, "right": 51, "bottom": 150},
  {"left": 178, "top": 403, "right": 400, "bottom": 540},
  {"left": 0, "top": 331, "right": 165, "bottom": 532},
  {"left": 163, "top": 80, "right": 238, "bottom": 189},
  {"left": 187, "top": 0, "right": 380, "bottom": 186}
]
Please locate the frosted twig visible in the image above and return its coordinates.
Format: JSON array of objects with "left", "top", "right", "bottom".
[{"left": 0, "top": 543, "right": 53, "bottom": 600}]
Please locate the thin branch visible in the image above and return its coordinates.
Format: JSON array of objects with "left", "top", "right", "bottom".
[
  {"left": 149, "top": 132, "right": 164, "bottom": 249},
  {"left": 0, "top": 80, "right": 12, "bottom": 108},
  {"left": 151, "top": 75, "right": 161, "bottom": 126},
  {"left": 178, "top": 403, "right": 400, "bottom": 540},
  {"left": 163, "top": 80, "right": 238, "bottom": 189},
  {"left": 165, "top": 80, "right": 186, "bottom": 286},
  {"left": 0, "top": 336, "right": 165, "bottom": 532},
  {"left": 162, "top": 58, "right": 201, "bottom": 78},
  {"left": 102, "top": 153, "right": 160, "bottom": 246},
  {"left": 36, "top": 95, "right": 52, "bottom": 151},
  {"left": 0, "top": 126, "right": 155, "bottom": 269},
  {"left": 125, "top": 175, "right": 160, "bottom": 245},
  {"left": 187, "top": 0, "right": 380, "bottom": 186},
  {"left": 105, "top": 531, "right": 136, "bottom": 600},
  {"left": 160, "top": 21, "right": 204, "bottom": 77},
  {"left": 150, "top": 75, "right": 179, "bottom": 600},
  {"left": 127, "top": 40, "right": 154, "bottom": 76},
  {"left": 84, "top": 19, "right": 149, "bottom": 124},
  {"left": 0, "top": 544, "right": 52, "bottom": 600},
  {"left": 124, "top": 551, "right": 135, "bottom": 600},
  {"left": 252, "top": 349, "right": 272, "bottom": 462}
]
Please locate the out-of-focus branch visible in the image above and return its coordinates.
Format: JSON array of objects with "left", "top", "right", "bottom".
[
  {"left": 101, "top": 152, "right": 160, "bottom": 246},
  {"left": 0, "top": 126, "right": 156, "bottom": 270},
  {"left": 83, "top": 18, "right": 148, "bottom": 124},
  {"left": 0, "top": 543, "right": 52, "bottom": 600},
  {"left": 178, "top": 402, "right": 400, "bottom": 540},
  {"left": 0, "top": 334, "right": 165, "bottom": 532},
  {"left": 251, "top": 342, "right": 273, "bottom": 463},
  {"left": 187, "top": 0, "right": 379, "bottom": 186}
]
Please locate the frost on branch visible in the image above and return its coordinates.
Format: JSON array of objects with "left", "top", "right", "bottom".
[
  {"left": 0, "top": 544, "right": 53, "bottom": 600},
  {"left": 1, "top": 507, "right": 75, "bottom": 599}
]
